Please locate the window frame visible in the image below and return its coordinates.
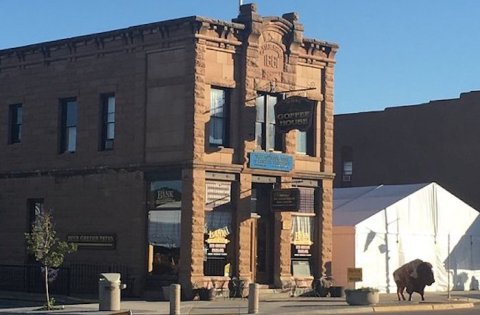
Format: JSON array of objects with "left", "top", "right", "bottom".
[
  {"left": 8, "top": 103, "right": 22, "bottom": 144},
  {"left": 100, "top": 93, "right": 115, "bottom": 151},
  {"left": 59, "top": 98, "right": 77, "bottom": 154},
  {"left": 296, "top": 103, "right": 316, "bottom": 156},
  {"left": 341, "top": 146, "right": 353, "bottom": 184},
  {"left": 255, "top": 93, "right": 283, "bottom": 151},
  {"left": 208, "top": 87, "right": 230, "bottom": 148}
]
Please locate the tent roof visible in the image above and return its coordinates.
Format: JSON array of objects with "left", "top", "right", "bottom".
[{"left": 333, "top": 183, "right": 430, "bottom": 226}]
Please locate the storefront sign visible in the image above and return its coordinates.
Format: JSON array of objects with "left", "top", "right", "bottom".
[
  {"left": 249, "top": 152, "right": 293, "bottom": 172},
  {"left": 207, "top": 243, "right": 227, "bottom": 256},
  {"left": 205, "top": 227, "right": 230, "bottom": 256},
  {"left": 67, "top": 234, "right": 116, "bottom": 249},
  {"left": 274, "top": 96, "right": 315, "bottom": 133},
  {"left": 153, "top": 187, "right": 181, "bottom": 207},
  {"left": 271, "top": 188, "right": 300, "bottom": 211},
  {"left": 292, "top": 244, "right": 312, "bottom": 257}
]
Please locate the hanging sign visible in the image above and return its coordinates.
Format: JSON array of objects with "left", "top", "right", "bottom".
[{"left": 274, "top": 96, "right": 315, "bottom": 133}]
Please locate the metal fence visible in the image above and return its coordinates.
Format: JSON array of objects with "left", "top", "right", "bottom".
[{"left": 0, "top": 263, "right": 133, "bottom": 297}]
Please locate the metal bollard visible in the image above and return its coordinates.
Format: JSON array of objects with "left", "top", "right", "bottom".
[
  {"left": 248, "top": 283, "right": 259, "bottom": 314},
  {"left": 169, "top": 284, "right": 181, "bottom": 315}
]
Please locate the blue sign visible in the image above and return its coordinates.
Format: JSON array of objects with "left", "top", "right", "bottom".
[{"left": 248, "top": 152, "right": 293, "bottom": 172}]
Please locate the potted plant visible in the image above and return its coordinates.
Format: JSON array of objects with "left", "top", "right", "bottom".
[{"left": 344, "top": 287, "right": 379, "bottom": 305}]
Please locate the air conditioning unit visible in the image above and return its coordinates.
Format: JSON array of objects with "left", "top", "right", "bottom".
[{"left": 342, "top": 175, "right": 352, "bottom": 182}]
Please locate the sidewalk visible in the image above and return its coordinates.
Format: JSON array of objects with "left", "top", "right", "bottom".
[{"left": 0, "top": 290, "right": 478, "bottom": 314}]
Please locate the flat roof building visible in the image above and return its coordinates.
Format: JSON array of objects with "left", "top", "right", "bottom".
[
  {"left": 334, "top": 91, "right": 480, "bottom": 212},
  {"left": 0, "top": 3, "right": 338, "bottom": 297}
]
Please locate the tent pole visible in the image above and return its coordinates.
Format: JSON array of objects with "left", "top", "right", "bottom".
[{"left": 447, "top": 233, "right": 451, "bottom": 299}]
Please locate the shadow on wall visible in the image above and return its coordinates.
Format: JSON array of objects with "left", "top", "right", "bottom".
[
  {"left": 444, "top": 216, "right": 480, "bottom": 290},
  {"left": 444, "top": 216, "right": 480, "bottom": 269}
]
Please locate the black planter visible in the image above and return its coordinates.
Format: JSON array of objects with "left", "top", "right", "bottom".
[
  {"left": 199, "top": 288, "right": 215, "bottom": 301},
  {"left": 329, "top": 286, "right": 344, "bottom": 297}
]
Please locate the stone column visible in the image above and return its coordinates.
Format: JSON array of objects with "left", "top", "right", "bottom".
[
  {"left": 178, "top": 167, "right": 206, "bottom": 297},
  {"left": 314, "top": 59, "right": 336, "bottom": 277},
  {"left": 236, "top": 173, "right": 254, "bottom": 283},
  {"left": 273, "top": 211, "right": 293, "bottom": 288}
]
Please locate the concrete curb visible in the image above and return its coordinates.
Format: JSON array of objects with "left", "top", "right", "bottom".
[
  {"left": 290, "top": 302, "right": 476, "bottom": 314},
  {"left": 374, "top": 302, "right": 474, "bottom": 313}
]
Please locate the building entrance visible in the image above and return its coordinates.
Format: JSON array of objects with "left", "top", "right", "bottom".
[{"left": 252, "top": 183, "right": 274, "bottom": 284}]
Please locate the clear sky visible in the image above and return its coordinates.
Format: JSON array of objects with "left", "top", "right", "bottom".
[{"left": 1, "top": 0, "right": 479, "bottom": 114}]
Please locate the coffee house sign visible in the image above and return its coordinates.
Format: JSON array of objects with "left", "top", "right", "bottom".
[{"left": 274, "top": 96, "right": 315, "bottom": 133}]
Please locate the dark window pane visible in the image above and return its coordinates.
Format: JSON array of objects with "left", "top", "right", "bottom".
[
  {"left": 101, "top": 94, "right": 115, "bottom": 150},
  {"left": 9, "top": 104, "right": 22, "bottom": 144},
  {"left": 209, "top": 88, "right": 229, "bottom": 147},
  {"left": 66, "top": 101, "right": 77, "bottom": 126},
  {"left": 67, "top": 127, "right": 76, "bottom": 152}
]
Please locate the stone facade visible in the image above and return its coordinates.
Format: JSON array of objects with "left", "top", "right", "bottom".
[{"left": 0, "top": 4, "right": 337, "bottom": 297}]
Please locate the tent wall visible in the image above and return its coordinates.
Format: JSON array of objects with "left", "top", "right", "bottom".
[
  {"left": 332, "top": 226, "right": 355, "bottom": 288},
  {"left": 333, "top": 183, "right": 480, "bottom": 293}
]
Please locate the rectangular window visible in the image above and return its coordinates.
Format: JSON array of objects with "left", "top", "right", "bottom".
[
  {"left": 59, "top": 98, "right": 77, "bottom": 153},
  {"left": 255, "top": 94, "right": 283, "bottom": 151},
  {"left": 26, "top": 199, "right": 44, "bottom": 263},
  {"left": 342, "top": 161, "right": 353, "bottom": 181},
  {"left": 204, "top": 180, "right": 232, "bottom": 276},
  {"left": 149, "top": 180, "right": 182, "bottom": 277},
  {"left": 8, "top": 104, "right": 22, "bottom": 144},
  {"left": 209, "top": 88, "right": 229, "bottom": 147},
  {"left": 341, "top": 146, "right": 353, "bottom": 183},
  {"left": 101, "top": 94, "right": 115, "bottom": 150},
  {"left": 27, "top": 199, "right": 44, "bottom": 231},
  {"left": 296, "top": 129, "right": 315, "bottom": 156}
]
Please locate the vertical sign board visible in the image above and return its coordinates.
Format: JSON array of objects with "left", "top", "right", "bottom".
[{"left": 271, "top": 188, "right": 300, "bottom": 211}]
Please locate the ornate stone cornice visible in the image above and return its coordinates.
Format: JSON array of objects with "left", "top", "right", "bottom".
[{"left": 0, "top": 16, "right": 245, "bottom": 71}]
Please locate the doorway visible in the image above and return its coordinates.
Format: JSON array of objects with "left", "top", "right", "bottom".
[{"left": 252, "top": 183, "right": 274, "bottom": 284}]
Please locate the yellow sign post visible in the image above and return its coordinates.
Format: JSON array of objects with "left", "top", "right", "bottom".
[{"left": 347, "top": 267, "right": 363, "bottom": 282}]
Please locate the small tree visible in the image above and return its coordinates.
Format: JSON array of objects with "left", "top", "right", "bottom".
[{"left": 25, "top": 210, "right": 76, "bottom": 310}]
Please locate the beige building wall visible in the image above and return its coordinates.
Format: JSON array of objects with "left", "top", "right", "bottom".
[{"left": 332, "top": 226, "right": 356, "bottom": 288}]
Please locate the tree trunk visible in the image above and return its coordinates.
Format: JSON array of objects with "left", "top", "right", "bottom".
[{"left": 44, "top": 265, "right": 50, "bottom": 309}]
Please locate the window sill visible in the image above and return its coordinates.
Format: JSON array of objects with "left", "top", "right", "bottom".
[
  {"left": 206, "top": 146, "right": 234, "bottom": 154},
  {"left": 295, "top": 154, "right": 320, "bottom": 161}
]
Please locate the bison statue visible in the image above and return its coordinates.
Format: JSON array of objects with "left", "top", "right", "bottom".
[{"left": 393, "top": 259, "right": 435, "bottom": 301}]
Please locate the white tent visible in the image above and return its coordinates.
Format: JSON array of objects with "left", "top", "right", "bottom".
[{"left": 332, "top": 183, "right": 480, "bottom": 293}]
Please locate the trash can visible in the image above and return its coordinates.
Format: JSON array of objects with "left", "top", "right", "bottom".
[{"left": 98, "top": 273, "right": 127, "bottom": 311}]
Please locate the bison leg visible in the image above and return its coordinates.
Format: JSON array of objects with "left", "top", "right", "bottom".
[
  {"left": 399, "top": 287, "right": 406, "bottom": 301},
  {"left": 420, "top": 290, "right": 425, "bottom": 301},
  {"left": 408, "top": 292, "right": 413, "bottom": 301},
  {"left": 395, "top": 281, "right": 406, "bottom": 301}
]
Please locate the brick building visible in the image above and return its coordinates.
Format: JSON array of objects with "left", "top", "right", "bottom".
[
  {"left": 0, "top": 4, "right": 338, "bottom": 297},
  {"left": 334, "top": 91, "right": 480, "bottom": 211}
]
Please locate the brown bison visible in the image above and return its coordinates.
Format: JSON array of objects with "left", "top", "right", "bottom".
[{"left": 393, "top": 259, "right": 435, "bottom": 301}]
